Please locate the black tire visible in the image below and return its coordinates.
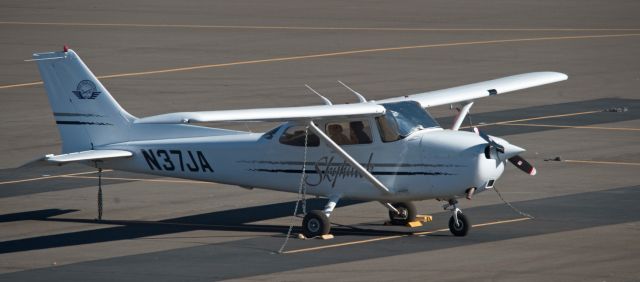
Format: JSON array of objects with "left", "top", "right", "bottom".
[
  {"left": 302, "top": 210, "right": 331, "bottom": 238},
  {"left": 448, "top": 212, "right": 470, "bottom": 236},
  {"left": 388, "top": 202, "right": 417, "bottom": 225}
]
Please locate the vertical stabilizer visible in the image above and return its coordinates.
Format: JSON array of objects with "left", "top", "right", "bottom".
[{"left": 33, "top": 48, "right": 136, "bottom": 153}]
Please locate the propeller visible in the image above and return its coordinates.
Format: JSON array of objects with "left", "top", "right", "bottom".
[
  {"left": 508, "top": 155, "right": 537, "bottom": 176},
  {"left": 474, "top": 127, "right": 537, "bottom": 176}
]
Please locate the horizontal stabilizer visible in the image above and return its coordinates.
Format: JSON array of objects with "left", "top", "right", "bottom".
[
  {"left": 46, "top": 150, "right": 132, "bottom": 163},
  {"left": 135, "top": 103, "right": 386, "bottom": 124}
]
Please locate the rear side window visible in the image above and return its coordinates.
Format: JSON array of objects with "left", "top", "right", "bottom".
[
  {"left": 325, "top": 120, "right": 373, "bottom": 145},
  {"left": 279, "top": 126, "right": 319, "bottom": 147}
]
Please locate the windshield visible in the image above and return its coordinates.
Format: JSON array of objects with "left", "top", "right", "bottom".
[
  {"left": 377, "top": 101, "right": 440, "bottom": 142},
  {"left": 262, "top": 125, "right": 282, "bottom": 140}
]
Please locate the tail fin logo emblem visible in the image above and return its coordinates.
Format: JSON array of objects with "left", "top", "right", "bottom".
[{"left": 72, "top": 80, "right": 101, "bottom": 99}]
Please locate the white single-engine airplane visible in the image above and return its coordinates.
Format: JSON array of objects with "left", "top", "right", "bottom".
[{"left": 30, "top": 47, "right": 567, "bottom": 238}]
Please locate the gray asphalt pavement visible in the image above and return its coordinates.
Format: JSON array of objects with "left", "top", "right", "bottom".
[{"left": 0, "top": 1, "right": 639, "bottom": 281}]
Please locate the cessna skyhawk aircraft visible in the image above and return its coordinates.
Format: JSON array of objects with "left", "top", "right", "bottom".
[{"left": 31, "top": 47, "right": 567, "bottom": 238}]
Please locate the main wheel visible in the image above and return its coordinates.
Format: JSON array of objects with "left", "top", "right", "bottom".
[
  {"left": 448, "top": 212, "right": 470, "bottom": 236},
  {"left": 302, "top": 210, "right": 331, "bottom": 238},
  {"left": 388, "top": 202, "right": 417, "bottom": 225}
]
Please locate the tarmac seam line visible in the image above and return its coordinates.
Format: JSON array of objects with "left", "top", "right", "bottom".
[
  {"left": 494, "top": 123, "right": 640, "bottom": 131},
  {"left": 282, "top": 217, "right": 530, "bottom": 254},
  {"left": 563, "top": 160, "right": 640, "bottom": 166},
  {"left": 2, "top": 33, "right": 639, "bottom": 90},
  {"left": 0, "top": 169, "right": 113, "bottom": 185},
  {"left": 2, "top": 21, "right": 640, "bottom": 32}
]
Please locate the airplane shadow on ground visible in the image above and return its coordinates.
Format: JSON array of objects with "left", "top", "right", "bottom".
[
  {"left": 0, "top": 198, "right": 405, "bottom": 254},
  {"left": 1, "top": 185, "right": 639, "bottom": 255}
]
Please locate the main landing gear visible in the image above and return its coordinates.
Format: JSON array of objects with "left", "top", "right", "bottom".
[
  {"left": 302, "top": 210, "right": 330, "bottom": 238},
  {"left": 387, "top": 202, "right": 417, "bottom": 226},
  {"left": 301, "top": 195, "right": 338, "bottom": 238},
  {"left": 300, "top": 199, "right": 422, "bottom": 238},
  {"left": 444, "top": 199, "right": 470, "bottom": 236}
]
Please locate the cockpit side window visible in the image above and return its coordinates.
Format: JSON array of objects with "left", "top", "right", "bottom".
[
  {"left": 376, "top": 101, "right": 441, "bottom": 142},
  {"left": 279, "top": 126, "right": 319, "bottom": 147},
  {"left": 325, "top": 120, "right": 373, "bottom": 145},
  {"left": 376, "top": 116, "right": 401, "bottom": 142}
]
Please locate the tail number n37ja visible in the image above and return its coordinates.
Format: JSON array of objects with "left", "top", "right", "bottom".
[{"left": 141, "top": 149, "right": 213, "bottom": 172}]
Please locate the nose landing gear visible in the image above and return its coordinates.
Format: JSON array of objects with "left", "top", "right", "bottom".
[{"left": 444, "top": 199, "right": 470, "bottom": 236}]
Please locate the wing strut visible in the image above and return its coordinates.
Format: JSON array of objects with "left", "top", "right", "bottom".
[
  {"left": 308, "top": 121, "right": 391, "bottom": 195},
  {"left": 451, "top": 101, "right": 474, "bottom": 131}
]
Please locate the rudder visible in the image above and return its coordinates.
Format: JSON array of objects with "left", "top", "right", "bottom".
[{"left": 33, "top": 48, "right": 136, "bottom": 153}]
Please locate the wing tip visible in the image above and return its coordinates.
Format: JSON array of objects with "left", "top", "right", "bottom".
[{"left": 554, "top": 72, "right": 569, "bottom": 81}]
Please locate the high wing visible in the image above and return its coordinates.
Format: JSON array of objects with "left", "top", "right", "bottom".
[
  {"left": 135, "top": 103, "right": 386, "bottom": 124},
  {"left": 46, "top": 150, "right": 133, "bottom": 164},
  {"left": 378, "top": 72, "right": 567, "bottom": 107},
  {"left": 135, "top": 72, "right": 566, "bottom": 124}
]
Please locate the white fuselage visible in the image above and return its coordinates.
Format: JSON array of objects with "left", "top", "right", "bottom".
[
  {"left": 30, "top": 48, "right": 558, "bottom": 214},
  {"left": 99, "top": 120, "right": 505, "bottom": 202}
]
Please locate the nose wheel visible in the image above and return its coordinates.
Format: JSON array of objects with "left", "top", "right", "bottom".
[
  {"left": 448, "top": 210, "right": 469, "bottom": 236},
  {"left": 444, "top": 199, "right": 470, "bottom": 236}
]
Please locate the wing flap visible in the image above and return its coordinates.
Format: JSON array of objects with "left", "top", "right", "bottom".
[
  {"left": 46, "top": 150, "right": 133, "bottom": 163},
  {"left": 378, "top": 72, "right": 568, "bottom": 107},
  {"left": 135, "top": 103, "right": 386, "bottom": 124}
]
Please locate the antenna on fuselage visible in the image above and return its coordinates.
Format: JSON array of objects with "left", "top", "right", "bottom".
[
  {"left": 338, "top": 80, "right": 367, "bottom": 103},
  {"left": 305, "top": 84, "right": 333, "bottom": 105}
]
